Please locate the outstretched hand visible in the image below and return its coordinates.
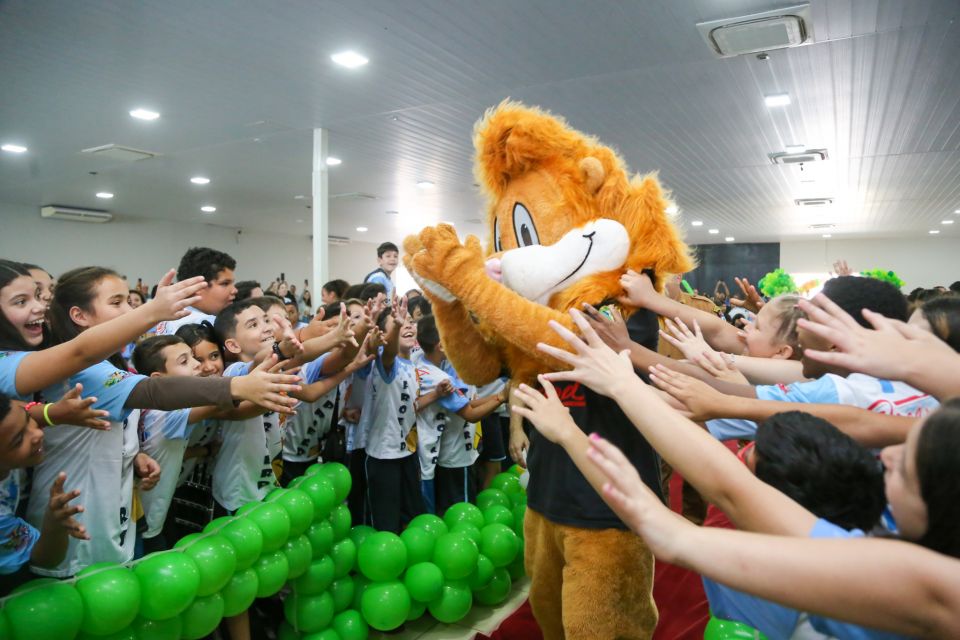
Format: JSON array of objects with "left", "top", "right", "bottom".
[
  {"left": 45, "top": 472, "right": 89, "bottom": 541},
  {"left": 618, "top": 270, "right": 657, "bottom": 309},
  {"left": 512, "top": 376, "right": 578, "bottom": 445},
  {"left": 730, "top": 277, "right": 764, "bottom": 313},
  {"left": 232, "top": 354, "right": 303, "bottom": 414},
  {"left": 648, "top": 363, "right": 729, "bottom": 421},
  {"left": 46, "top": 383, "right": 111, "bottom": 430},
  {"left": 146, "top": 269, "right": 207, "bottom": 322}
]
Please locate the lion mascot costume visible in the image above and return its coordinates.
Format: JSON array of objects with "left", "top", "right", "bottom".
[{"left": 404, "top": 100, "right": 692, "bottom": 639}]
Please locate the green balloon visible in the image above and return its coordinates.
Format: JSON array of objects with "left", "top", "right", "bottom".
[
  {"left": 75, "top": 562, "right": 141, "bottom": 635},
  {"left": 474, "top": 568, "right": 512, "bottom": 606},
  {"left": 476, "top": 488, "right": 511, "bottom": 510},
  {"left": 288, "top": 475, "right": 306, "bottom": 489},
  {"left": 509, "top": 490, "right": 526, "bottom": 508},
  {"left": 216, "top": 517, "right": 264, "bottom": 570},
  {"left": 408, "top": 513, "right": 448, "bottom": 538},
  {"left": 182, "top": 535, "right": 238, "bottom": 596},
  {"left": 173, "top": 533, "right": 203, "bottom": 548},
  {"left": 483, "top": 504, "right": 514, "bottom": 527},
  {"left": 360, "top": 581, "right": 410, "bottom": 631},
  {"left": 400, "top": 525, "right": 436, "bottom": 566},
  {"left": 264, "top": 486, "right": 289, "bottom": 502},
  {"left": 220, "top": 568, "right": 259, "bottom": 617},
  {"left": 306, "top": 520, "right": 335, "bottom": 558},
  {"left": 406, "top": 599, "right": 427, "bottom": 622},
  {"left": 332, "top": 609, "right": 369, "bottom": 640},
  {"left": 284, "top": 591, "right": 335, "bottom": 634},
  {"left": 358, "top": 531, "right": 407, "bottom": 581},
  {"left": 305, "top": 463, "right": 323, "bottom": 476},
  {"left": 352, "top": 574, "right": 371, "bottom": 610},
  {"left": 202, "top": 516, "right": 232, "bottom": 534},
  {"left": 130, "top": 615, "right": 182, "bottom": 640},
  {"left": 284, "top": 534, "right": 314, "bottom": 579},
  {"left": 75, "top": 628, "right": 136, "bottom": 640},
  {"left": 278, "top": 489, "right": 316, "bottom": 537},
  {"left": 512, "top": 503, "right": 526, "bottom": 538},
  {"left": 450, "top": 522, "right": 482, "bottom": 546},
  {"left": 404, "top": 562, "right": 444, "bottom": 603},
  {"left": 133, "top": 551, "right": 201, "bottom": 620},
  {"left": 480, "top": 523, "right": 520, "bottom": 568},
  {"left": 0, "top": 610, "right": 11, "bottom": 640},
  {"left": 318, "top": 462, "right": 352, "bottom": 503},
  {"left": 248, "top": 502, "right": 293, "bottom": 552},
  {"left": 507, "top": 537, "right": 526, "bottom": 580},
  {"left": 443, "top": 502, "right": 485, "bottom": 531},
  {"left": 432, "top": 532, "right": 479, "bottom": 580},
  {"left": 292, "top": 555, "right": 335, "bottom": 596},
  {"left": 330, "top": 537, "right": 357, "bottom": 578},
  {"left": 180, "top": 593, "right": 224, "bottom": 640},
  {"left": 508, "top": 463, "right": 523, "bottom": 476},
  {"left": 704, "top": 615, "right": 770, "bottom": 640},
  {"left": 330, "top": 575, "right": 355, "bottom": 613},
  {"left": 349, "top": 524, "right": 377, "bottom": 549},
  {"left": 427, "top": 581, "right": 472, "bottom": 623},
  {"left": 5, "top": 579, "right": 84, "bottom": 640},
  {"left": 276, "top": 620, "right": 299, "bottom": 640},
  {"left": 303, "top": 630, "right": 341, "bottom": 640},
  {"left": 329, "top": 504, "right": 352, "bottom": 541},
  {"left": 299, "top": 474, "right": 337, "bottom": 521},
  {"left": 468, "top": 554, "right": 495, "bottom": 590},
  {"left": 491, "top": 472, "right": 522, "bottom": 496},
  {"left": 254, "top": 550, "right": 290, "bottom": 598}
]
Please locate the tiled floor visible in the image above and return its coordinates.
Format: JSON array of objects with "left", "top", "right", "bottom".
[{"left": 370, "top": 577, "right": 531, "bottom": 640}]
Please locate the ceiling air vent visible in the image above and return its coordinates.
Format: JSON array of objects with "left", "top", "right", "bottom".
[
  {"left": 795, "top": 198, "right": 833, "bottom": 207},
  {"left": 808, "top": 223, "right": 836, "bottom": 229},
  {"left": 328, "top": 235, "right": 351, "bottom": 246},
  {"left": 770, "top": 149, "right": 828, "bottom": 165},
  {"left": 41, "top": 206, "right": 113, "bottom": 223},
  {"left": 81, "top": 144, "right": 158, "bottom": 162},
  {"left": 697, "top": 4, "right": 813, "bottom": 58},
  {"left": 331, "top": 192, "right": 377, "bottom": 201}
]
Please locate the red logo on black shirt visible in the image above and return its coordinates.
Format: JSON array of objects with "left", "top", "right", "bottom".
[{"left": 558, "top": 382, "right": 586, "bottom": 408}]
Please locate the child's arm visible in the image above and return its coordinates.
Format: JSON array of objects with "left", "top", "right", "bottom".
[
  {"left": 13, "top": 270, "right": 206, "bottom": 396},
  {"left": 30, "top": 472, "right": 88, "bottom": 569},
  {"left": 27, "top": 383, "right": 110, "bottom": 430},
  {"left": 725, "top": 354, "right": 806, "bottom": 385},
  {"left": 581, "top": 434, "right": 960, "bottom": 640},
  {"left": 618, "top": 270, "right": 745, "bottom": 354},
  {"left": 277, "top": 305, "right": 357, "bottom": 369},
  {"left": 379, "top": 297, "right": 407, "bottom": 373},
  {"left": 416, "top": 379, "right": 453, "bottom": 413},
  {"left": 536, "top": 310, "right": 816, "bottom": 537},
  {"left": 295, "top": 329, "right": 378, "bottom": 403},
  {"left": 456, "top": 387, "right": 507, "bottom": 423}
]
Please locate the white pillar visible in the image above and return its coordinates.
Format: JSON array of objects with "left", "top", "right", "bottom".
[{"left": 311, "top": 128, "right": 329, "bottom": 298}]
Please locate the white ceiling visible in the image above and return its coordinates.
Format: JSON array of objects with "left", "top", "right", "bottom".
[{"left": 1, "top": 0, "right": 959, "bottom": 246}]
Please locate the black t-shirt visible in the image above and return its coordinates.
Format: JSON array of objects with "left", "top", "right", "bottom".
[{"left": 526, "top": 308, "right": 662, "bottom": 529}]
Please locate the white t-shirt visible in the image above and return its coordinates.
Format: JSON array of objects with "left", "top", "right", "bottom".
[
  {"left": 356, "top": 356, "right": 418, "bottom": 460},
  {"left": 341, "top": 375, "right": 367, "bottom": 452},
  {"left": 212, "top": 361, "right": 275, "bottom": 512},
  {"left": 283, "top": 354, "right": 335, "bottom": 463},
  {"left": 154, "top": 307, "right": 216, "bottom": 336},
  {"left": 437, "top": 360, "right": 479, "bottom": 469},
  {"left": 178, "top": 419, "right": 220, "bottom": 486},
  {"left": 27, "top": 361, "right": 145, "bottom": 577},
  {"left": 139, "top": 408, "right": 197, "bottom": 538},
  {"left": 707, "top": 373, "right": 941, "bottom": 441},
  {"left": 412, "top": 354, "right": 471, "bottom": 479}
]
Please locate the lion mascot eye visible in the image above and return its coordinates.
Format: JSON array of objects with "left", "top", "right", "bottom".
[{"left": 512, "top": 202, "right": 540, "bottom": 247}]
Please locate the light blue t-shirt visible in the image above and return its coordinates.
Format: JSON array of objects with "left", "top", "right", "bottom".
[
  {"left": 0, "top": 351, "right": 32, "bottom": 401},
  {"left": 364, "top": 270, "right": 394, "bottom": 298},
  {"left": 0, "top": 470, "right": 39, "bottom": 575}
]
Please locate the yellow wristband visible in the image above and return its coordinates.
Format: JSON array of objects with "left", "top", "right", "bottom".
[{"left": 42, "top": 403, "right": 55, "bottom": 427}]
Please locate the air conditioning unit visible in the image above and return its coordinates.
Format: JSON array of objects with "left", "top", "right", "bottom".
[
  {"left": 794, "top": 198, "right": 833, "bottom": 207},
  {"left": 697, "top": 4, "right": 813, "bottom": 58},
  {"left": 770, "top": 149, "right": 828, "bottom": 164},
  {"left": 328, "top": 235, "right": 351, "bottom": 246},
  {"left": 40, "top": 206, "right": 113, "bottom": 223}
]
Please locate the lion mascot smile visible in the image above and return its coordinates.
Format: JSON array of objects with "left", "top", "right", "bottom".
[{"left": 404, "top": 100, "right": 692, "bottom": 639}]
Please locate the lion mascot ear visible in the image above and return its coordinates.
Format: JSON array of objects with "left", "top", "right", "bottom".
[{"left": 579, "top": 157, "right": 605, "bottom": 195}]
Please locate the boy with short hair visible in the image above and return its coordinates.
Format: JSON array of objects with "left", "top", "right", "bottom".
[
  {"left": 363, "top": 242, "right": 399, "bottom": 298},
  {"left": 156, "top": 247, "right": 238, "bottom": 335}
]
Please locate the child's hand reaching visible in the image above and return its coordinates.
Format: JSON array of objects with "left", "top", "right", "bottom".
[
  {"left": 730, "top": 277, "right": 764, "bottom": 313},
  {"left": 231, "top": 354, "right": 302, "bottom": 414},
  {"left": 44, "top": 472, "right": 89, "bottom": 541},
  {"left": 512, "top": 376, "right": 578, "bottom": 446},
  {"left": 272, "top": 314, "right": 304, "bottom": 359},
  {"left": 660, "top": 317, "right": 714, "bottom": 362},
  {"left": 46, "top": 383, "right": 110, "bottom": 430},
  {"left": 585, "top": 434, "right": 686, "bottom": 560},
  {"left": 648, "top": 364, "right": 730, "bottom": 421},
  {"left": 692, "top": 351, "right": 749, "bottom": 385},
  {"left": 144, "top": 269, "right": 208, "bottom": 323},
  {"left": 538, "top": 309, "right": 639, "bottom": 398},
  {"left": 134, "top": 453, "right": 162, "bottom": 491},
  {"left": 390, "top": 295, "right": 409, "bottom": 325},
  {"left": 346, "top": 331, "right": 378, "bottom": 373},
  {"left": 331, "top": 303, "right": 359, "bottom": 348},
  {"left": 617, "top": 270, "right": 658, "bottom": 309},
  {"left": 581, "top": 303, "right": 633, "bottom": 352},
  {"left": 437, "top": 379, "right": 455, "bottom": 396}
]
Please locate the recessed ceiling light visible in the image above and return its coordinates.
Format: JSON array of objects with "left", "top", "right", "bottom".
[
  {"left": 385, "top": 210, "right": 399, "bottom": 215},
  {"left": 725, "top": 236, "right": 735, "bottom": 242},
  {"left": 708, "top": 228, "right": 720, "bottom": 234},
  {"left": 929, "top": 229, "right": 940, "bottom": 235},
  {"left": 190, "top": 176, "right": 210, "bottom": 185},
  {"left": 356, "top": 226, "right": 368, "bottom": 232},
  {"left": 95, "top": 192, "right": 114, "bottom": 199},
  {"left": 1, "top": 143, "right": 27, "bottom": 153},
  {"left": 416, "top": 181, "right": 434, "bottom": 189},
  {"left": 201, "top": 206, "right": 216, "bottom": 213},
  {"left": 691, "top": 220, "right": 703, "bottom": 227},
  {"left": 129, "top": 108, "right": 160, "bottom": 121},
  {"left": 665, "top": 204, "right": 679, "bottom": 215},
  {"left": 942, "top": 220, "right": 954, "bottom": 225},
  {"left": 822, "top": 234, "right": 832, "bottom": 238},
  {"left": 954, "top": 209, "right": 960, "bottom": 214},
  {"left": 294, "top": 195, "right": 305, "bottom": 200},
  {"left": 326, "top": 157, "right": 342, "bottom": 166},
  {"left": 296, "top": 218, "right": 304, "bottom": 223},
  {"left": 764, "top": 93, "right": 791, "bottom": 107},
  {"left": 331, "top": 51, "right": 369, "bottom": 68},
  {"left": 785, "top": 144, "right": 805, "bottom": 152}
]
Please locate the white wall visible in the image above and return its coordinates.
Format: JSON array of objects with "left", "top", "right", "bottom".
[
  {"left": 0, "top": 203, "right": 385, "bottom": 293},
  {"left": 780, "top": 237, "right": 959, "bottom": 291}
]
